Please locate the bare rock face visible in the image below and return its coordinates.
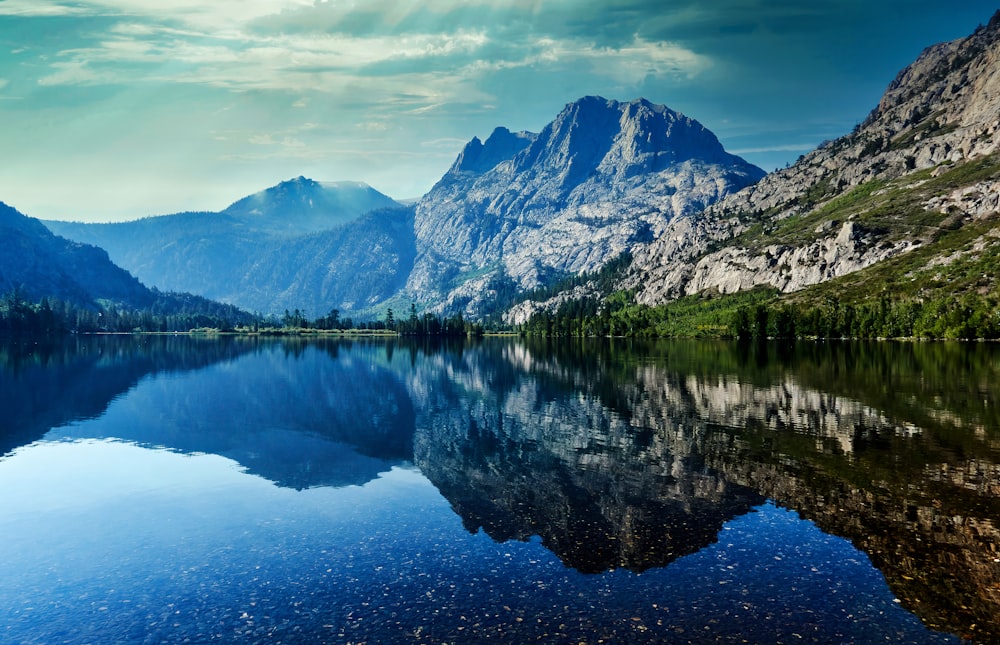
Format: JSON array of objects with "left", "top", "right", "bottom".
[
  {"left": 628, "top": 11, "right": 1000, "bottom": 304},
  {"left": 643, "top": 221, "right": 917, "bottom": 300},
  {"left": 410, "top": 96, "right": 765, "bottom": 314}
]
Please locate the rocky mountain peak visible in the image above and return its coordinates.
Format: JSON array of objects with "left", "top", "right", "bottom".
[
  {"left": 410, "top": 95, "right": 765, "bottom": 314},
  {"left": 865, "top": 9, "right": 1000, "bottom": 135},
  {"left": 509, "top": 96, "right": 744, "bottom": 192},
  {"left": 449, "top": 127, "right": 535, "bottom": 176}
]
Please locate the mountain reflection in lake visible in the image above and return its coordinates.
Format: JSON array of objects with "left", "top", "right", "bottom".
[{"left": 0, "top": 336, "right": 996, "bottom": 643}]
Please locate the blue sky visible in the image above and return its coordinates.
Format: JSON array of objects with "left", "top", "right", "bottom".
[{"left": 1, "top": 1, "right": 997, "bottom": 222}]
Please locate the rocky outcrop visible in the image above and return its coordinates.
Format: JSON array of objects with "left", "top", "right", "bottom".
[
  {"left": 644, "top": 221, "right": 916, "bottom": 299},
  {"left": 410, "top": 97, "right": 764, "bottom": 314},
  {"left": 628, "top": 11, "right": 1000, "bottom": 304},
  {"left": 925, "top": 176, "right": 1000, "bottom": 217},
  {"left": 503, "top": 284, "right": 600, "bottom": 326}
]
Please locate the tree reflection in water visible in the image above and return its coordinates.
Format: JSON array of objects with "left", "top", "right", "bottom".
[
  {"left": 410, "top": 338, "right": 1000, "bottom": 642},
  {"left": 1, "top": 336, "right": 997, "bottom": 641}
]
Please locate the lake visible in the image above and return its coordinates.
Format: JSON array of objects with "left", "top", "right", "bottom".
[{"left": 0, "top": 336, "right": 997, "bottom": 643}]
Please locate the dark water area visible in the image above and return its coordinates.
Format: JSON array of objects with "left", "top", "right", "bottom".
[{"left": 0, "top": 336, "right": 997, "bottom": 643}]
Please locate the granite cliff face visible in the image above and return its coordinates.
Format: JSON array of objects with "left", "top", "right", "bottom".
[
  {"left": 627, "top": 11, "right": 1000, "bottom": 304},
  {"left": 410, "top": 97, "right": 764, "bottom": 314}
]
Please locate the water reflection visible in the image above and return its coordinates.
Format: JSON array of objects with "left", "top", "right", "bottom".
[
  {"left": 411, "top": 352, "right": 767, "bottom": 573},
  {"left": 408, "top": 338, "right": 1000, "bottom": 641},
  {"left": 1, "top": 336, "right": 998, "bottom": 641},
  {"left": 51, "top": 340, "right": 414, "bottom": 489},
  {"left": 0, "top": 335, "right": 256, "bottom": 455},
  {"left": 0, "top": 337, "right": 415, "bottom": 490}
]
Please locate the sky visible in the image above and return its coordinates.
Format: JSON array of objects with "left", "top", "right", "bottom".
[{"left": 1, "top": 1, "right": 997, "bottom": 222}]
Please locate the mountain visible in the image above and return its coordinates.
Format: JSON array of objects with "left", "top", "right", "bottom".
[
  {"left": 231, "top": 206, "right": 416, "bottom": 316},
  {"left": 47, "top": 101, "right": 763, "bottom": 319},
  {"left": 0, "top": 200, "right": 259, "bottom": 333},
  {"left": 222, "top": 177, "right": 401, "bottom": 236},
  {"left": 623, "top": 11, "right": 1000, "bottom": 307},
  {"left": 0, "top": 201, "right": 153, "bottom": 308},
  {"left": 45, "top": 179, "right": 410, "bottom": 317},
  {"left": 410, "top": 96, "right": 765, "bottom": 314}
]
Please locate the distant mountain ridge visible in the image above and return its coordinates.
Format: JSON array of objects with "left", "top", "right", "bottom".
[
  {"left": 46, "top": 97, "right": 763, "bottom": 318},
  {"left": 45, "top": 179, "right": 409, "bottom": 317},
  {"left": 222, "top": 177, "right": 401, "bottom": 236}
]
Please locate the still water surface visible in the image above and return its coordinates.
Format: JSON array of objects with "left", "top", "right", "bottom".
[{"left": 0, "top": 336, "right": 997, "bottom": 643}]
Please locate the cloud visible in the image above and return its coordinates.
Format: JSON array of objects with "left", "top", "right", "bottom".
[
  {"left": 37, "top": 60, "right": 106, "bottom": 86},
  {"left": 248, "top": 133, "right": 275, "bottom": 145},
  {"left": 33, "top": 23, "right": 497, "bottom": 105},
  {"left": 19, "top": 0, "right": 708, "bottom": 115},
  {"left": 14, "top": 0, "right": 991, "bottom": 223},
  {"left": 0, "top": 0, "right": 314, "bottom": 27},
  {"left": 356, "top": 121, "right": 390, "bottom": 132},
  {"left": 421, "top": 137, "right": 470, "bottom": 149},
  {"left": 0, "top": 0, "right": 90, "bottom": 17}
]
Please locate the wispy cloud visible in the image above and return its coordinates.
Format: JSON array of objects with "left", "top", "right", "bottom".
[
  {"left": 23, "top": 0, "right": 708, "bottom": 113},
  {"left": 36, "top": 60, "right": 107, "bottom": 86},
  {"left": 0, "top": 0, "right": 314, "bottom": 26},
  {"left": 421, "top": 137, "right": 470, "bottom": 149},
  {"left": 0, "top": 0, "right": 90, "bottom": 17},
  {"left": 34, "top": 25, "right": 500, "bottom": 108}
]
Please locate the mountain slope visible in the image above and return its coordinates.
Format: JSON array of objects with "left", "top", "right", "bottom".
[
  {"left": 0, "top": 201, "right": 153, "bottom": 308},
  {"left": 235, "top": 206, "right": 417, "bottom": 316},
  {"left": 410, "top": 96, "right": 765, "bottom": 314},
  {"left": 626, "top": 11, "right": 1000, "bottom": 305},
  {"left": 45, "top": 179, "right": 409, "bottom": 317}
]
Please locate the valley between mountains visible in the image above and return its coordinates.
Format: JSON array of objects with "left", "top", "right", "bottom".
[{"left": 7, "top": 10, "right": 1000, "bottom": 338}]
